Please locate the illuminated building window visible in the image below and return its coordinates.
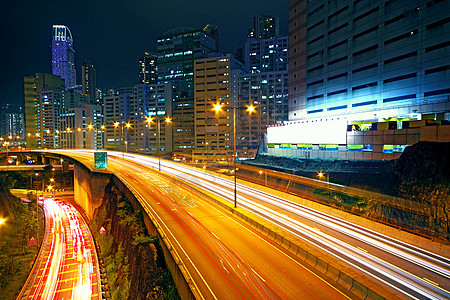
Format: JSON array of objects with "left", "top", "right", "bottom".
[
  {"left": 353, "top": 26, "right": 378, "bottom": 40},
  {"left": 383, "top": 94, "right": 416, "bottom": 103},
  {"left": 328, "top": 5, "right": 348, "bottom": 20},
  {"left": 328, "top": 39, "right": 347, "bottom": 51},
  {"left": 327, "top": 89, "right": 347, "bottom": 96},
  {"left": 307, "top": 35, "right": 324, "bottom": 45},
  {"left": 354, "top": 7, "right": 379, "bottom": 23},
  {"left": 327, "top": 105, "right": 347, "bottom": 111},
  {"left": 384, "top": 52, "right": 417, "bottom": 64},
  {"left": 352, "top": 63, "right": 378, "bottom": 74},
  {"left": 352, "top": 44, "right": 378, "bottom": 57},
  {"left": 308, "top": 20, "right": 324, "bottom": 31},
  {"left": 425, "top": 41, "right": 450, "bottom": 52},
  {"left": 328, "top": 56, "right": 348, "bottom": 66},
  {"left": 425, "top": 65, "right": 450, "bottom": 74},
  {"left": 307, "top": 94, "right": 324, "bottom": 101},
  {"left": 328, "top": 72, "right": 347, "bottom": 81},
  {"left": 307, "top": 109, "right": 323, "bottom": 114},
  {"left": 424, "top": 88, "right": 450, "bottom": 97},
  {"left": 383, "top": 73, "right": 416, "bottom": 83},
  {"left": 352, "top": 100, "right": 377, "bottom": 107},
  {"left": 426, "top": 17, "right": 450, "bottom": 30},
  {"left": 329, "top": 22, "right": 348, "bottom": 35},
  {"left": 307, "top": 79, "right": 324, "bottom": 87},
  {"left": 352, "top": 82, "right": 377, "bottom": 91}
]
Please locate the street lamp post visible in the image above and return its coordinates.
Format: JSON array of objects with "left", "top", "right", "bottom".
[
  {"left": 213, "top": 103, "right": 222, "bottom": 163},
  {"left": 101, "top": 125, "right": 105, "bottom": 150},
  {"left": 157, "top": 119, "right": 161, "bottom": 170},
  {"left": 158, "top": 117, "right": 171, "bottom": 171},
  {"left": 4, "top": 141, "right": 9, "bottom": 170},
  {"left": 154, "top": 117, "right": 171, "bottom": 172},
  {"left": 247, "top": 105, "right": 255, "bottom": 154},
  {"left": 146, "top": 117, "right": 152, "bottom": 153},
  {"left": 88, "top": 124, "right": 94, "bottom": 150},
  {"left": 233, "top": 107, "right": 237, "bottom": 208}
]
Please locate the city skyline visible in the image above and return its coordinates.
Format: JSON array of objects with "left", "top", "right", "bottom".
[{"left": 0, "top": 0, "right": 288, "bottom": 107}]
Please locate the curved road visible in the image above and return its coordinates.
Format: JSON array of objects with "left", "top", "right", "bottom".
[
  {"left": 54, "top": 150, "right": 450, "bottom": 299},
  {"left": 18, "top": 196, "right": 100, "bottom": 299},
  {"left": 58, "top": 150, "right": 351, "bottom": 299}
]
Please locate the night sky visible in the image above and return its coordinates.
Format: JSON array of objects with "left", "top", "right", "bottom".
[{"left": 0, "top": 0, "right": 288, "bottom": 108}]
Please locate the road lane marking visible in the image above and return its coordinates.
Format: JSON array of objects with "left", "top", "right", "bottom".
[
  {"left": 423, "top": 277, "right": 439, "bottom": 286},
  {"left": 220, "top": 259, "right": 230, "bottom": 273},
  {"left": 211, "top": 232, "right": 220, "bottom": 240},
  {"left": 218, "top": 209, "right": 352, "bottom": 299},
  {"left": 251, "top": 268, "right": 266, "bottom": 283}
]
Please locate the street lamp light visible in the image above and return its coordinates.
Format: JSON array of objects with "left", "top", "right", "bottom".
[
  {"left": 317, "top": 171, "right": 329, "bottom": 183},
  {"left": 146, "top": 116, "right": 153, "bottom": 153}
]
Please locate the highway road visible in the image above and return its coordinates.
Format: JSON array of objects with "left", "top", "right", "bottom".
[
  {"left": 55, "top": 150, "right": 450, "bottom": 299},
  {"left": 18, "top": 195, "right": 101, "bottom": 299},
  {"left": 58, "top": 150, "right": 351, "bottom": 299}
]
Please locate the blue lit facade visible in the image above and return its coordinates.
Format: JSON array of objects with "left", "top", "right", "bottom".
[
  {"left": 288, "top": 0, "right": 450, "bottom": 121},
  {"left": 52, "top": 25, "right": 76, "bottom": 89}
]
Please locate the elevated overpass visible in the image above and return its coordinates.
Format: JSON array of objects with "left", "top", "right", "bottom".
[{"left": 4, "top": 150, "right": 450, "bottom": 300}]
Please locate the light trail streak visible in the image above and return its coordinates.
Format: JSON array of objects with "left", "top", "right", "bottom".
[
  {"left": 55, "top": 150, "right": 450, "bottom": 299},
  {"left": 27, "top": 196, "right": 96, "bottom": 299}
]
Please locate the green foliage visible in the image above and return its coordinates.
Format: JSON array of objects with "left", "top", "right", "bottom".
[
  {"left": 0, "top": 169, "right": 73, "bottom": 190},
  {"left": 313, "top": 188, "right": 367, "bottom": 210},
  {"left": 133, "top": 234, "right": 158, "bottom": 246},
  {"left": 93, "top": 185, "right": 179, "bottom": 300},
  {"left": 0, "top": 184, "right": 41, "bottom": 299},
  {"left": 395, "top": 142, "right": 450, "bottom": 238}
]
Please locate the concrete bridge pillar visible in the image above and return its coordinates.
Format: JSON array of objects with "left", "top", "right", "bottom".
[
  {"left": 40, "top": 155, "right": 49, "bottom": 165},
  {"left": 73, "top": 162, "right": 111, "bottom": 220}
]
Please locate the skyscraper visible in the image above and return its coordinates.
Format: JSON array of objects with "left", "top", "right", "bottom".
[
  {"left": 82, "top": 60, "right": 97, "bottom": 102},
  {"left": 193, "top": 54, "right": 245, "bottom": 162},
  {"left": 138, "top": 52, "right": 158, "bottom": 84},
  {"left": 52, "top": 25, "right": 76, "bottom": 89},
  {"left": 0, "top": 104, "right": 24, "bottom": 139},
  {"left": 24, "top": 73, "right": 65, "bottom": 148},
  {"left": 157, "top": 27, "right": 218, "bottom": 95},
  {"left": 248, "top": 16, "right": 280, "bottom": 40},
  {"left": 244, "top": 36, "right": 289, "bottom": 73}
]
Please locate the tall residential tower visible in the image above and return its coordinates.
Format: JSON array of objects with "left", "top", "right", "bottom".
[
  {"left": 52, "top": 25, "right": 76, "bottom": 89},
  {"left": 82, "top": 60, "right": 97, "bottom": 102}
]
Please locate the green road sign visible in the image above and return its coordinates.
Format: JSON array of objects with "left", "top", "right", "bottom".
[{"left": 94, "top": 152, "right": 108, "bottom": 169}]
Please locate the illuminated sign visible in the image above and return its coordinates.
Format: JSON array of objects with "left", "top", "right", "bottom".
[
  {"left": 267, "top": 119, "right": 347, "bottom": 145},
  {"left": 94, "top": 152, "right": 108, "bottom": 169}
]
